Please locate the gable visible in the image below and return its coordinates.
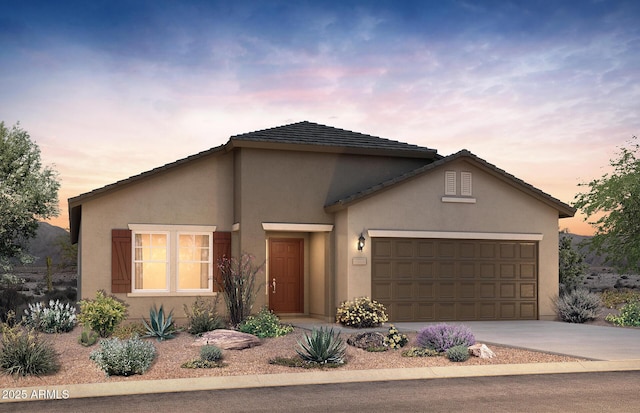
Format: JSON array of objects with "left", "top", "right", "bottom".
[{"left": 325, "top": 150, "right": 575, "bottom": 218}]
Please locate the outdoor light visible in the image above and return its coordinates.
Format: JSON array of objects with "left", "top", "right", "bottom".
[{"left": 357, "top": 233, "right": 365, "bottom": 251}]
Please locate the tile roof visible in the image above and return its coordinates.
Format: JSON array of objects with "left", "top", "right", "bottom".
[
  {"left": 230, "top": 121, "right": 437, "bottom": 157},
  {"left": 325, "top": 149, "right": 576, "bottom": 218}
]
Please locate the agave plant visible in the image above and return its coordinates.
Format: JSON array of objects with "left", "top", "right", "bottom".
[
  {"left": 296, "top": 327, "right": 346, "bottom": 365},
  {"left": 142, "top": 305, "right": 177, "bottom": 341}
]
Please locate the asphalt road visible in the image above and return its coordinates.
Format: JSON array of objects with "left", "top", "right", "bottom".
[{"left": 5, "top": 371, "right": 640, "bottom": 413}]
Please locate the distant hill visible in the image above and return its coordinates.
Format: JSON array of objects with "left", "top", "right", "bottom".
[
  {"left": 559, "top": 232, "right": 607, "bottom": 267},
  {"left": 25, "top": 222, "right": 70, "bottom": 266}
]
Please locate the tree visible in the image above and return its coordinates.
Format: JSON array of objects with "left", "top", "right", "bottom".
[
  {"left": 0, "top": 122, "right": 60, "bottom": 269},
  {"left": 558, "top": 235, "right": 589, "bottom": 293},
  {"left": 573, "top": 137, "right": 640, "bottom": 273}
]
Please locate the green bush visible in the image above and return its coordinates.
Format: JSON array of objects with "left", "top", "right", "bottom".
[
  {"left": 0, "top": 318, "right": 59, "bottom": 376},
  {"left": 401, "top": 347, "right": 440, "bottom": 358},
  {"left": 446, "top": 345, "right": 470, "bottom": 362},
  {"left": 183, "top": 296, "right": 224, "bottom": 335},
  {"left": 606, "top": 300, "right": 640, "bottom": 327},
  {"left": 238, "top": 307, "right": 293, "bottom": 338},
  {"left": 90, "top": 336, "right": 156, "bottom": 376},
  {"left": 200, "top": 345, "right": 223, "bottom": 362},
  {"left": 78, "top": 290, "right": 128, "bottom": 337},
  {"left": 142, "top": 304, "right": 177, "bottom": 341},
  {"left": 335, "top": 297, "right": 388, "bottom": 328},
  {"left": 23, "top": 299, "right": 77, "bottom": 333},
  {"left": 296, "top": 327, "right": 346, "bottom": 365},
  {"left": 555, "top": 288, "right": 601, "bottom": 323}
]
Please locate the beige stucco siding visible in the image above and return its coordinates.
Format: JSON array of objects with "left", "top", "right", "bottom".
[
  {"left": 336, "top": 159, "right": 561, "bottom": 320},
  {"left": 77, "top": 152, "right": 233, "bottom": 319}
]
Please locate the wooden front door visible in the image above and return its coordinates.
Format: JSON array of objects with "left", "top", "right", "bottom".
[{"left": 269, "top": 238, "right": 303, "bottom": 313}]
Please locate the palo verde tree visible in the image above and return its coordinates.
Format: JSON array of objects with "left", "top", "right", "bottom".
[
  {"left": 573, "top": 136, "right": 640, "bottom": 274},
  {"left": 0, "top": 122, "right": 60, "bottom": 270}
]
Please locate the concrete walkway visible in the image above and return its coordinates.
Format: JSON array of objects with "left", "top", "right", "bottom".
[{"left": 3, "top": 320, "right": 639, "bottom": 404}]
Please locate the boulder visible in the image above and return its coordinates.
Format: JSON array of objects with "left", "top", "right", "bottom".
[
  {"left": 347, "top": 332, "right": 387, "bottom": 350},
  {"left": 468, "top": 343, "right": 495, "bottom": 359},
  {"left": 191, "top": 329, "right": 261, "bottom": 350}
]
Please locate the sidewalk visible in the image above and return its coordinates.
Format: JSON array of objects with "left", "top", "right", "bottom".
[{"left": 3, "top": 320, "right": 639, "bottom": 403}]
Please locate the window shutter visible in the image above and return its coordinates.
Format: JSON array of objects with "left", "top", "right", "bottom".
[
  {"left": 445, "top": 171, "right": 457, "bottom": 195},
  {"left": 111, "top": 229, "right": 132, "bottom": 293},
  {"left": 212, "top": 232, "right": 231, "bottom": 292},
  {"left": 461, "top": 172, "right": 472, "bottom": 196}
]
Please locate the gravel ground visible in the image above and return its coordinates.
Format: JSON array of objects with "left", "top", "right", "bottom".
[{"left": 0, "top": 326, "right": 582, "bottom": 389}]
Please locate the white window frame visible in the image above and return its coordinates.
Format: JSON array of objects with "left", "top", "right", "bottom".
[
  {"left": 128, "top": 224, "right": 217, "bottom": 296},
  {"left": 132, "top": 231, "right": 170, "bottom": 293}
]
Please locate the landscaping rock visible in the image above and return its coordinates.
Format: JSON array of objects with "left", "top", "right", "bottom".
[
  {"left": 347, "top": 332, "right": 387, "bottom": 350},
  {"left": 468, "top": 343, "right": 495, "bottom": 359},
  {"left": 192, "top": 329, "right": 261, "bottom": 350}
]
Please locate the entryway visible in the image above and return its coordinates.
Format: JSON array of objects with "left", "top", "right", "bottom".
[{"left": 268, "top": 238, "right": 304, "bottom": 313}]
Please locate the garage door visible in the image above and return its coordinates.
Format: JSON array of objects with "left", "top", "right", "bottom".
[{"left": 372, "top": 238, "right": 538, "bottom": 321}]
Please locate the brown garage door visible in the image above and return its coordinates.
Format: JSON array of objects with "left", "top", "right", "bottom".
[{"left": 372, "top": 238, "right": 538, "bottom": 321}]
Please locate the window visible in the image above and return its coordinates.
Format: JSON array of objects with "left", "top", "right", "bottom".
[{"left": 129, "top": 225, "right": 216, "bottom": 294}]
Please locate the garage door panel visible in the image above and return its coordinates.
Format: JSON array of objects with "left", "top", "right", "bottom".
[
  {"left": 417, "top": 282, "right": 435, "bottom": 299},
  {"left": 394, "top": 303, "right": 415, "bottom": 321},
  {"left": 520, "top": 283, "right": 536, "bottom": 299},
  {"left": 372, "top": 282, "right": 392, "bottom": 300},
  {"left": 396, "top": 282, "right": 414, "bottom": 300},
  {"left": 395, "top": 262, "right": 414, "bottom": 279},
  {"left": 372, "top": 238, "right": 538, "bottom": 322},
  {"left": 416, "top": 304, "right": 435, "bottom": 321}
]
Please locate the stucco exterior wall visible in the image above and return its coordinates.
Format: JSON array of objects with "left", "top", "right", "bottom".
[
  {"left": 337, "top": 159, "right": 562, "bottom": 320},
  {"left": 77, "top": 152, "right": 233, "bottom": 319}
]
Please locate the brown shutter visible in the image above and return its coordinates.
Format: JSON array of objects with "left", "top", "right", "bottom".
[
  {"left": 212, "top": 232, "right": 231, "bottom": 292},
  {"left": 111, "top": 229, "right": 132, "bottom": 293}
]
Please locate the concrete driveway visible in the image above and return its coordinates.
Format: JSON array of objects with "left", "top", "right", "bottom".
[{"left": 289, "top": 319, "right": 640, "bottom": 361}]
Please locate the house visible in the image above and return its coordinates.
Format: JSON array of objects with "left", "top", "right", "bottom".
[{"left": 68, "top": 121, "right": 575, "bottom": 322}]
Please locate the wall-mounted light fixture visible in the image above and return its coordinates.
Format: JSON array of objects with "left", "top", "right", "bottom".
[{"left": 357, "top": 233, "right": 365, "bottom": 251}]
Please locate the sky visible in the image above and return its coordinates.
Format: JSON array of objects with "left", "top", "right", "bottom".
[{"left": 1, "top": 0, "right": 639, "bottom": 235}]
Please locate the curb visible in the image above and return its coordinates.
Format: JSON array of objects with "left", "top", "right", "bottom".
[{"left": 3, "top": 359, "right": 640, "bottom": 403}]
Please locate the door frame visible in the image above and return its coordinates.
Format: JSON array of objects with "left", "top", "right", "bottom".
[{"left": 268, "top": 237, "right": 304, "bottom": 313}]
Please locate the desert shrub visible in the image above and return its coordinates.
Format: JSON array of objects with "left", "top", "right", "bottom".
[
  {"left": 238, "top": 307, "right": 293, "bottom": 338},
  {"left": 416, "top": 323, "right": 475, "bottom": 352},
  {"left": 200, "top": 345, "right": 223, "bottom": 362},
  {"left": 90, "top": 336, "right": 156, "bottom": 376},
  {"left": 0, "top": 316, "right": 59, "bottom": 376},
  {"left": 446, "top": 345, "right": 470, "bottom": 362},
  {"left": 183, "top": 296, "right": 224, "bottom": 335},
  {"left": 217, "top": 254, "right": 264, "bottom": 327},
  {"left": 181, "top": 345, "right": 224, "bottom": 369},
  {"left": 296, "top": 327, "right": 346, "bottom": 365},
  {"left": 335, "top": 297, "right": 388, "bottom": 328},
  {"left": 606, "top": 300, "right": 640, "bottom": 327},
  {"left": 558, "top": 235, "right": 588, "bottom": 293},
  {"left": 78, "top": 326, "right": 99, "bottom": 347},
  {"left": 555, "top": 288, "right": 601, "bottom": 323},
  {"left": 600, "top": 289, "right": 640, "bottom": 309},
  {"left": 384, "top": 324, "right": 408, "bottom": 349},
  {"left": 78, "top": 290, "right": 128, "bottom": 337},
  {"left": 268, "top": 356, "right": 343, "bottom": 369},
  {"left": 112, "top": 322, "right": 147, "bottom": 339},
  {"left": 23, "top": 299, "right": 77, "bottom": 333},
  {"left": 401, "top": 347, "right": 440, "bottom": 358},
  {"left": 142, "top": 304, "right": 177, "bottom": 341}
]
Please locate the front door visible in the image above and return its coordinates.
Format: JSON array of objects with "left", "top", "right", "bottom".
[{"left": 269, "top": 238, "right": 303, "bottom": 313}]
